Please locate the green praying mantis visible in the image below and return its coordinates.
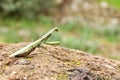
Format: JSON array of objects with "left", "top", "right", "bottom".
[{"left": 9, "top": 27, "right": 60, "bottom": 58}]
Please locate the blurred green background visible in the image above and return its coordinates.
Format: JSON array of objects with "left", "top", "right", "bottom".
[{"left": 0, "top": 0, "right": 120, "bottom": 60}]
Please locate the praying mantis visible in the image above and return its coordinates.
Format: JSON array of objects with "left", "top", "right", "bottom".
[{"left": 9, "top": 27, "right": 59, "bottom": 58}]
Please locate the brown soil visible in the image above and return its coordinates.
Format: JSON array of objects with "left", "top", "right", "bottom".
[{"left": 0, "top": 42, "right": 120, "bottom": 80}]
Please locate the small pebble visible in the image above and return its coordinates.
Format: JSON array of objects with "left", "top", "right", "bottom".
[{"left": 14, "top": 59, "right": 31, "bottom": 65}]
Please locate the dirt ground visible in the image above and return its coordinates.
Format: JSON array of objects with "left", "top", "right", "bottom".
[{"left": 0, "top": 42, "right": 120, "bottom": 80}]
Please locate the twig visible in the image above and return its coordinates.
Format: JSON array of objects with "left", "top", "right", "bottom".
[{"left": 9, "top": 27, "right": 58, "bottom": 58}]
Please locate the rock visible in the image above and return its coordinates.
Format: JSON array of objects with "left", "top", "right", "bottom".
[{"left": 67, "top": 68, "right": 107, "bottom": 80}]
